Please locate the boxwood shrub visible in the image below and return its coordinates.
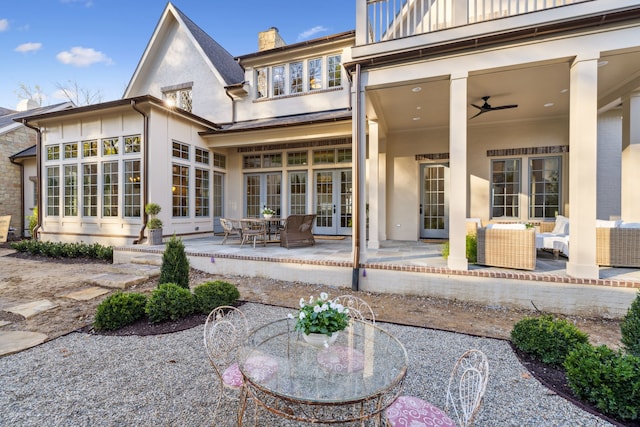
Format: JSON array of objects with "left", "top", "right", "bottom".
[
  {"left": 10, "top": 240, "right": 113, "bottom": 261},
  {"left": 510, "top": 315, "right": 589, "bottom": 367},
  {"left": 441, "top": 234, "right": 477, "bottom": 263},
  {"left": 94, "top": 292, "right": 147, "bottom": 331},
  {"left": 621, "top": 290, "right": 640, "bottom": 357},
  {"left": 565, "top": 343, "right": 640, "bottom": 421},
  {"left": 158, "top": 236, "right": 190, "bottom": 289},
  {"left": 145, "top": 283, "right": 194, "bottom": 323},
  {"left": 193, "top": 280, "right": 240, "bottom": 314}
]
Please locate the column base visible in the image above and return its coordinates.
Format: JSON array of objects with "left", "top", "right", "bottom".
[
  {"left": 566, "top": 262, "right": 599, "bottom": 280},
  {"left": 447, "top": 256, "right": 468, "bottom": 271}
]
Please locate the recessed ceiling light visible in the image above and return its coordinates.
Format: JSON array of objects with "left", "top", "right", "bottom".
[
  {"left": 416, "top": 106, "right": 422, "bottom": 110},
  {"left": 412, "top": 117, "right": 421, "bottom": 121},
  {"left": 544, "top": 103, "right": 554, "bottom": 107},
  {"left": 598, "top": 60, "right": 608, "bottom": 67},
  {"left": 560, "top": 89, "right": 568, "bottom": 93},
  {"left": 412, "top": 87, "right": 422, "bottom": 93}
]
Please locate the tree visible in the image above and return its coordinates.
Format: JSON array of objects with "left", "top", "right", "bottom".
[
  {"left": 55, "top": 80, "right": 103, "bottom": 106},
  {"left": 15, "top": 83, "right": 44, "bottom": 106}
]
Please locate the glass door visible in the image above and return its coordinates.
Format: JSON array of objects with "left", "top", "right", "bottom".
[
  {"left": 212, "top": 172, "right": 224, "bottom": 233},
  {"left": 244, "top": 172, "right": 282, "bottom": 218},
  {"left": 420, "top": 164, "right": 449, "bottom": 239},
  {"left": 314, "top": 169, "right": 352, "bottom": 235}
]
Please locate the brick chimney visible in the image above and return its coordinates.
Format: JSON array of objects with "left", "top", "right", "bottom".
[{"left": 258, "top": 27, "right": 286, "bottom": 51}]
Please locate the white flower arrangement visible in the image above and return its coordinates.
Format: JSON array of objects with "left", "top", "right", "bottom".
[{"left": 288, "top": 293, "right": 349, "bottom": 336}]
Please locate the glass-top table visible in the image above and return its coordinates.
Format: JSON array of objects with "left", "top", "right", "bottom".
[{"left": 238, "top": 318, "right": 408, "bottom": 424}]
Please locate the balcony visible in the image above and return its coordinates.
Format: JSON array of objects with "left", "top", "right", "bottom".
[{"left": 361, "top": 0, "right": 588, "bottom": 44}]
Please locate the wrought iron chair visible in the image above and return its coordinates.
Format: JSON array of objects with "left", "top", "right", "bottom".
[
  {"left": 240, "top": 220, "right": 267, "bottom": 248},
  {"left": 334, "top": 294, "right": 376, "bottom": 323},
  {"left": 386, "top": 349, "right": 489, "bottom": 427},
  {"left": 220, "top": 218, "right": 242, "bottom": 245}
]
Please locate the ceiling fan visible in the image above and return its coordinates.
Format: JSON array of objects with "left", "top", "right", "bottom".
[{"left": 470, "top": 96, "right": 518, "bottom": 119}]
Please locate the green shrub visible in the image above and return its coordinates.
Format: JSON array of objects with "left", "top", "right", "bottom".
[
  {"left": 621, "top": 290, "right": 640, "bottom": 357},
  {"left": 145, "top": 283, "right": 194, "bottom": 323},
  {"left": 441, "top": 234, "right": 477, "bottom": 263},
  {"left": 10, "top": 240, "right": 113, "bottom": 261},
  {"left": 93, "top": 292, "right": 147, "bottom": 331},
  {"left": 510, "top": 315, "right": 589, "bottom": 367},
  {"left": 565, "top": 343, "right": 640, "bottom": 421},
  {"left": 158, "top": 236, "right": 190, "bottom": 289},
  {"left": 193, "top": 280, "right": 240, "bottom": 314},
  {"left": 28, "top": 207, "right": 38, "bottom": 237}
]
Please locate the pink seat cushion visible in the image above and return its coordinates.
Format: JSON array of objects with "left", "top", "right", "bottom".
[
  {"left": 222, "top": 363, "right": 244, "bottom": 388},
  {"left": 317, "top": 346, "right": 365, "bottom": 374},
  {"left": 222, "top": 355, "right": 279, "bottom": 388},
  {"left": 386, "top": 396, "right": 456, "bottom": 427}
]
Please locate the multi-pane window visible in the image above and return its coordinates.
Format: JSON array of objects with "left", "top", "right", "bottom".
[
  {"left": 213, "top": 153, "right": 226, "bottom": 169},
  {"left": 213, "top": 172, "right": 224, "bottom": 219},
  {"left": 195, "top": 147, "right": 210, "bottom": 165},
  {"left": 46, "top": 166, "right": 60, "bottom": 216},
  {"left": 172, "top": 141, "right": 189, "bottom": 160},
  {"left": 47, "top": 145, "right": 60, "bottom": 161},
  {"left": 124, "top": 160, "right": 141, "bottom": 217},
  {"left": 290, "top": 62, "right": 303, "bottom": 94},
  {"left": 243, "top": 155, "right": 262, "bottom": 169},
  {"left": 287, "top": 151, "right": 308, "bottom": 166},
  {"left": 263, "top": 153, "right": 282, "bottom": 168},
  {"left": 328, "top": 55, "right": 342, "bottom": 87},
  {"left": 102, "top": 138, "right": 119, "bottom": 156},
  {"left": 289, "top": 172, "right": 307, "bottom": 215},
  {"left": 172, "top": 164, "right": 189, "bottom": 217},
  {"left": 103, "top": 161, "right": 119, "bottom": 217},
  {"left": 64, "top": 165, "right": 78, "bottom": 216},
  {"left": 64, "top": 143, "right": 78, "bottom": 159},
  {"left": 491, "top": 159, "right": 520, "bottom": 218},
  {"left": 308, "top": 58, "right": 322, "bottom": 90},
  {"left": 83, "top": 140, "right": 97, "bottom": 158},
  {"left": 256, "top": 67, "right": 268, "bottom": 98},
  {"left": 273, "top": 65, "right": 285, "bottom": 96},
  {"left": 337, "top": 148, "right": 352, "bottom": 163},
  {"left": 529, "top": 157, "right": 561, "bottom": 219},
  {"left": 195, "top": 168, "right": 209, "bottom": 217},
  {"left": 313, "top": 149, "right": 335, "bottom": 164},
  {"left": 164, "top": 88, "right": 192, "bottom": 112},
  {"left": 124, "top": 135, "right": 141, "bottom": 154},
  {"left": 82, "top": 163, "right": 97, "bottom": 217}
]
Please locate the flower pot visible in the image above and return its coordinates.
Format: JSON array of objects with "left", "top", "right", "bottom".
[
  {"left": 148, "top": 228, "right": 163, "bottom": 245},
  {"left": 303, "top": 332, "right": 339, "bottom": 348},
  {"left": 263, "top": 214, "right": 273, "bottom": 219}
]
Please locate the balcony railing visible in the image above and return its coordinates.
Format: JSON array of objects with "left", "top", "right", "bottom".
[{"left": 365, "top": 0, "right": 587, "bottom": 43}]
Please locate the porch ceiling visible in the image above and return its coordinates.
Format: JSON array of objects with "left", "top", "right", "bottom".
[{"left": 366, "top": 50, "right": 640, "bottom": 132}]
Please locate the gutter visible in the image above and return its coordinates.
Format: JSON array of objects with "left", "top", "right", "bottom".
[
  {"left": 20, "top": 120, "right": 41, "bottom": 240},
  {"left": 130, "top": 100, "right": 149, "bottom": 244},
  {"left": 8, "top": 155, "right": 25, "bottom": 239},
  {"left": 224, "top": 87, "right": 237, "bottom": 124},
  {"left": 352, "top": 63, "right": 362, "bottom": 291}
]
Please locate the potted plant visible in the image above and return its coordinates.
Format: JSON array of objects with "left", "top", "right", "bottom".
[
  {"left": 145, "top": 203, "right": 163, "bottom": 245},
  {"left": 290, "top": 293, "right": 350, "bottom": 347},
  {"left": 262, "top": 207, "right": 276, "bottom": 219}
]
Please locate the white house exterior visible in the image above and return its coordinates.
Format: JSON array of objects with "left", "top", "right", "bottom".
[{"left": 16, "top": 1, "right": 640, "bottom": 282}]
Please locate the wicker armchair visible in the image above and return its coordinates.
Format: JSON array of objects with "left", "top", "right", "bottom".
[
  {"left": 280, "top": 214, "right": 316, "bottom": 249},
  {"left": 596, "top": 227, "right": 640, "bottom": 267},
  {"left": 477, "top": 227, "right": 536, "bottom": 270}
]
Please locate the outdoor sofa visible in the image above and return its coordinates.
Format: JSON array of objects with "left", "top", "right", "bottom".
[
  {"left": 476, "top": 224, "right": 536, "bottom": 271},
  {"left": 279, "top": 214, "right": 316, "bottom": 249},
  {"left": 596, "top": 221, "right": 640, "bottom": 267}
]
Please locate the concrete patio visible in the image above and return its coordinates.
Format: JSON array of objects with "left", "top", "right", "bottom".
[{"left": 114, "top": 235, "right": 640, "bottom": 318}]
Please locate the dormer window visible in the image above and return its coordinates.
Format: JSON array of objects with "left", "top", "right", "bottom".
[{"left": 162, "top": 82, "right": 193, "bottom": 112}]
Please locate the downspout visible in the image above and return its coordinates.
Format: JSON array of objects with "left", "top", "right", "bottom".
[
  {"left": 9, "top": 155, "right": 25, "bottom": 239},
  {"left": 224, "top": 88, "right": 236, "bottom": 123},
  {"left": 21, "top": 120, "right": 41, "bottom": 240},
  {"left": 352, "top": 63, "right": 362, "bottom": 291},
  {"left": 131, "top": 100, "right": 149, "bottom": 244}
]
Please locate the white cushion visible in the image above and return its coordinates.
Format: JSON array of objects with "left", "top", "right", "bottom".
[
  {"left": 620, "top": 221, "right": 640, "bottom": 229},
  {"left": 596, "top": 219, "right": 621, "bottom": 228},
  {"left": 486, "top": 223, "right": 526, "bottom": 230},
  {"left": 552, "top": 215, "right": 569, "bottom": 235}
]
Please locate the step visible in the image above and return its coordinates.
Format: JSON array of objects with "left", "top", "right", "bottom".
[
  {"left": 131, "top": 254, "right": 163, "bottom": 266},
  {"left": 88, "top": 273, "right": 149, "bottom": 289},
  {"left": 110, "top": 263, "right": 160, "bottom": 278}
]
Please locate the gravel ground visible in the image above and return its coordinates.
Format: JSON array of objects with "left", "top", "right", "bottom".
[{"left": 0, "top": 303, "right": 613, "bottom": 427}]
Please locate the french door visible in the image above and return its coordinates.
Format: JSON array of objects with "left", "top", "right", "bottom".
[
  {"left": 314, "top": 169, "right": 352, "bottom": 235},
  {"left": 244, "top": 172, "right": 282, "bottom": 218},
  {"left": 212, "top": 172, "right": 224, "bottom": 233},
  {"left": 420, "top": 164, "right": 449, "bottom": 239}
]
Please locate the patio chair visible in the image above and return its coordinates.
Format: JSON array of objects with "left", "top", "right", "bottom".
[
  {"left": 279, "top": 214, "right": 316, "bottom": 249},
  {"left": 334, "top": 294, "right": 376, "bottom": 323},
  {"left": 220, "top": 218, "right": 242, "bottom": 244},
  {"left": 386, "top": 349, "right": 489, "bottom": 427},
  {"left": 240, "top": 219, "right": 267, "bottom": 248}
]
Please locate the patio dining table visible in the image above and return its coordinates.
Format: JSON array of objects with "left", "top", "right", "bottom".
[
  {"left": 238, "top": 318, "right": 408, "bottom": 425},
  {"left": 242, "top": 217, "right": 284, "bottom": 243}
]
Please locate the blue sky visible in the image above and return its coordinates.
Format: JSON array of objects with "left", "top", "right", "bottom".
[{"left": 0, "top": 0, "right": 355, "bottom": 109}]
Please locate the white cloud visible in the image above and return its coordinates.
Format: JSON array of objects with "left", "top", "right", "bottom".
[
  {"left": 297, "top": 25, "right": 329, "bottom": 41},
  {"left": 15, "top": 42, "right": 42, "bottom": 53},
  {"left": 56, "top": 46, "right": 113, "bottom": 67},
  {"left": 0, "top": 19, "right": 9, "bottom": 32}
]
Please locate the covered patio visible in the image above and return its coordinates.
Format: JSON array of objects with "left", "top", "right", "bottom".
[{"left": 114, "top": 236, "right": 640, "bottom": 318}]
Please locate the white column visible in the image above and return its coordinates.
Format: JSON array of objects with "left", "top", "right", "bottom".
[
  {"left": 355, "top": 0, "right": 367, "bottom": 45},
  {"left": 621, "top": 91, "right": 640, "bottom": 221},
  {"left": 447, "top": 72, "right": 468, "bottom": 271},
  {"left": 368, "top": 120, "right": 380, "bottom": 249},
  {"left": 566, "top": 54, "right": 599, "bottom": 279}
]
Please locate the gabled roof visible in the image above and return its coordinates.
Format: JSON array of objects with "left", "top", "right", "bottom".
[
  {"left": 1, "top": 102, "right": 74, "bottom": 136},
  {"left": 123, "top": 2, "right": 244, "bottom": 97},
  {"left": 9, "top": 145, "right": 36, "bottom": 160}
]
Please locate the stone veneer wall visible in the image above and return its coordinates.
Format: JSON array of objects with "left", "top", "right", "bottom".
[{"left": 0, "top": 126, "right": 36, "bottom": 234}]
